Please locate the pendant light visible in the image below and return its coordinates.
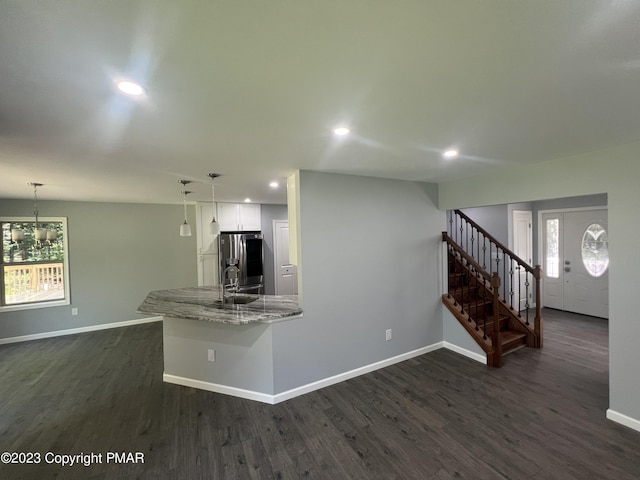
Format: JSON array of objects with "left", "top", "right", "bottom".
[
  {"left": 179, "top": 180, "right": 193, "bottom": 237},
  {"left": 10, "top": 182, "right": 57, "bottom": 250},
  {"left": 29, "top": 182, "right": 58, "bottom": 248},
  {"left": 30, "top": 182, "right": 46, "bottom": 246},
  {"left": 11, "top": 227, "right": 25, "bottom": 244},
  {"left": 207, "top": 173, "right": 220, "bottom": 236}
]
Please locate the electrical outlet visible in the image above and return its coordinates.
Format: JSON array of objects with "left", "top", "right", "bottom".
[
  {"left": 207, "top": 349, "right": 216, "bottom": 362},
  {"left": 385, "top": 329, "right": 392, "bottom": 341},
  {"left": 71, "top": 308, "right": 79, "bottom": 316}
]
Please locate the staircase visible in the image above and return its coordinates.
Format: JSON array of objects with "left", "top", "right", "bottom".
[{"left": 442, "top": 210, "right": 543, "bottom": 367}]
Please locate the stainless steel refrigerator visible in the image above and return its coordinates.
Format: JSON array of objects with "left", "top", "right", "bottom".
[{"left": 218, "top": 232, "right": 264, "bottom": 293}]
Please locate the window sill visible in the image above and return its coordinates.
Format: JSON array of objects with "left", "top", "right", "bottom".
[{"left": 0, "top": 299, "right": 70, "bottom": 313}]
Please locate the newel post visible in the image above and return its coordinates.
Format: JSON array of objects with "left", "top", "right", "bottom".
[
  {"left": 533, "top": 265, "right": 543, "bottom": 348},
  {"left": 490, "top": 272, "right": 502, "bottom": 367}
]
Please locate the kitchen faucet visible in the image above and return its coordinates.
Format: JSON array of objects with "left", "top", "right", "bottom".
[{"left": 221, "top": 265, "right": 240, "bottom": 305}]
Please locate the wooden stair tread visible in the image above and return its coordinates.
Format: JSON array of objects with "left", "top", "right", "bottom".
[
  {"left": 500, "top": 330, "right": 526, "bottom": 340},
  {"left": 444, "top": 229, "right": 542, "bottom": 367},
  {"left": 500, "top": 330, "right": 527, "bottom": 351}
]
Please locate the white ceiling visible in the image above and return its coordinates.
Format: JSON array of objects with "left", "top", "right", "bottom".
[{"left": 1, "top": 1, "right": 639, "bottom": 205}]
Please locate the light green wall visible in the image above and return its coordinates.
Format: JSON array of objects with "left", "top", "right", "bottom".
[
  {"left": 0, "top": 200, "right": 198, "bottom": 339},
  {"left": 439, "top": 140, "right": 640, "bottom": 425}
]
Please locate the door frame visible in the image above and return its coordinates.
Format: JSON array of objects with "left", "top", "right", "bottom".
[
  {"left": 537, "top": 205, "right": 608, "bottom": 311},
  {"left": 272, "top": 219, "right": 291, "bottom": 295},
  {"left": 512, "top": 210, "right": 533, "bottom": 308}
]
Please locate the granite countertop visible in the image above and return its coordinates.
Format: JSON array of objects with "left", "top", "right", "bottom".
[{"left": 137, "top": 286, "right": 302, "bottom": 325}]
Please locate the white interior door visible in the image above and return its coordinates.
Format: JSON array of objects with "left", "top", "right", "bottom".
[
  {"left": 273, "top": 220, "right": 297, "bottom": 295},
  {"left": 512, "top": 210, "right": 533, "bottom": 308},
  {"left": 542, "top": 209, "right": 609, "bottom": 318}
]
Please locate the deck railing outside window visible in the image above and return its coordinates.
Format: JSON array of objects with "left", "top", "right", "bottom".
[{"left": 3, "top": 262, "right": 65, "bottom": 304}]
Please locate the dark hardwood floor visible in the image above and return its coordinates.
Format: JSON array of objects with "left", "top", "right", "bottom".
[{"left": 1, "top": 309, "right": 638, "bottom": 479}]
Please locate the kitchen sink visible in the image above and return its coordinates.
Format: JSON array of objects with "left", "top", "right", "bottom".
[{"left": 225, "top": 295, "right": 259, "bottom": 305}]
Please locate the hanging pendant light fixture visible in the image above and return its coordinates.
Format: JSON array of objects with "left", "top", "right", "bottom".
[
  {"left": 10, "top": 183, "right": 57, "bottom": 251},
  {"left": 29, "top": 182, "right": 57, "bottom": 248},
  {"left": 207, "top": 173, "right": 221, "bottom": 236},
  {"left": 30, "top": 182, "right": 47, "bottom": 247},
  {"left": 179, "top": 180, "right": 193, "bottom": 237},
  {"left": 11, "top": 226, "right": 25, "bottom": 244}
]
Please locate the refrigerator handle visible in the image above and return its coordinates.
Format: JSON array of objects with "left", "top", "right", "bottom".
[{"left": 240, "top": 236, "right": 247, "bottom": 285}]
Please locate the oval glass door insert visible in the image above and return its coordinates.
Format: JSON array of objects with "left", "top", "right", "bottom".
[{"left": 581, "top": 223, "right": 609, "bottom": 277}]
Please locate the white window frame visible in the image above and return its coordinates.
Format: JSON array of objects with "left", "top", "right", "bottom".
[{"left": 1, "top": 216, "right": 70, "bottom": 312}]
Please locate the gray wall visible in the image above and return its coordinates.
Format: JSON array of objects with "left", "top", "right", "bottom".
[
  {"left": 460, "top": 204, "right": 509, "bottom": 246},
  {"left": 271, "top": 171, "right": 445, "bottom": 393},
  {"left": 0, "top": 199, "right": 197, "bottom": 339},
  {"left": 438, "top": 141, "right": 640, "bottom": 427},
  {"left": 163, "top": 317, "right": 274, "bottom": 394},
  {"left": 443, "top": 307, "right": 485, "bottom": 361},
  {"left": 260, "top": 204, "right": 288, "bottom": 295}
]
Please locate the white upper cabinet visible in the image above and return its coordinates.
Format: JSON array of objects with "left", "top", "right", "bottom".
[
  {"left": 239, "top": 203, "right": 261, "bottom": 230},
  {"left": 217, "top": 203, "right": 261, "bottom": 231}
]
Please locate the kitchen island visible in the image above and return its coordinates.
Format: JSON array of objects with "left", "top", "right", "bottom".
[
  {"left": 137, "top": 286, "right": 303, "bottom": 403},
  {"left": 137, "top": 286, "right": 302, "bottom": 324}
]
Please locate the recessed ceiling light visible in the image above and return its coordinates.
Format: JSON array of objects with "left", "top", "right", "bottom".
[
  {"left": 244, "top": 198, "right": 251, "bottom": 203},
  {"left": 333, "top": 126, "right": 350, "bottom": 136},
  {"left": 117, "top": 80, "right": 147, "bottom": 96},
  {"left": 443, "top": 149, "right": 459, "bottom": 159},
  {"left": 269, "top": 181, "right": 279, "bottom": 188}
]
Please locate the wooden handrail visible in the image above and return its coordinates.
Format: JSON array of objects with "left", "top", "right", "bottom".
[
  {"left": 442, "top": 232, "right": 492, "bottom": 284},
  {"left": 445, "top": 209, "right": 544, "bottom": 355},
  {"left": 455, "top": 209, "right": 537, "bottom": 276}
]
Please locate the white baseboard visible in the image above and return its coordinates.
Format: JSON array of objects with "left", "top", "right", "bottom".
[
  {"left": 442, "top": 341, "right": 487, "bottom": 364},
  {"left": 164, "top": 342, "right": 444, "bottom": 405},
  {"left": 273, "top": 342, "right": 444, "bottom": 403},
  {"left": 0, "top": 316, "right": 163, "bottom": 345},
  {"left": 606, "top": 409, "right": 640, "bottom": 433},
  {"left": 163, "top": 373, "right": 276, "bottom": 404}
]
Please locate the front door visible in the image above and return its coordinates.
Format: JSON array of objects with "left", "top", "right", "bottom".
[{"left": 542, "top": 209, "right": 609, "bottom": 318}]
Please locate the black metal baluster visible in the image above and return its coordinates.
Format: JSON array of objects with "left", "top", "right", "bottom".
[
  {"left": 525, "top": 273, "right": 530, "bottom": 325},
  {"left": 446, "top": 245, "right": 452, "bottom": 301},
  {"left": 455, "top": 213, "right": 458, "bottom": 245},
  {"left": 517, "top": 263, "right": 522, "bottom": 318},
  {"left": 471, "top": 269, "right": 479, "bottom": 332},
  {"left": 468, "top": 269, "right": 472, "bottom": 326},
  {"left": 470, "top": 228, "right": 475, "bottom": 263},
  {"left": 460, "top": 264, "right": 466, "bottom": 316},
  {"left": 495, "top": 246, "right": 500, "bottom": 291},
  {"left": 509, "top": 257, "right": 515, "bottom": 310},
  {"left": 468, "top": 296, "right": 473, "bottom": 324},
  {"left": 482, "top": 275, "right": 488, "bottom": 340},
  {"left": 482, "top": 236, "right": 487, "bottom": 270},
  {"left": 452, "top": 249, "right": 458, "bottom": 307},
  {"left": 465, "top": 220, "right": 469, "bottom": 255},
  {"left": 503, "top": 248, "right": 507, "bottom": 304}
]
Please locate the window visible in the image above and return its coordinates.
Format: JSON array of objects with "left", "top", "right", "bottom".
[
  {"left": 581, "top": 223, "right": 609, "bottom": 277},
  {"left": 545, "top": 218, "right": 559, "bottom": 278},
  {"left": 1, "top": 217, "right": 70, "bottom": 310}
]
